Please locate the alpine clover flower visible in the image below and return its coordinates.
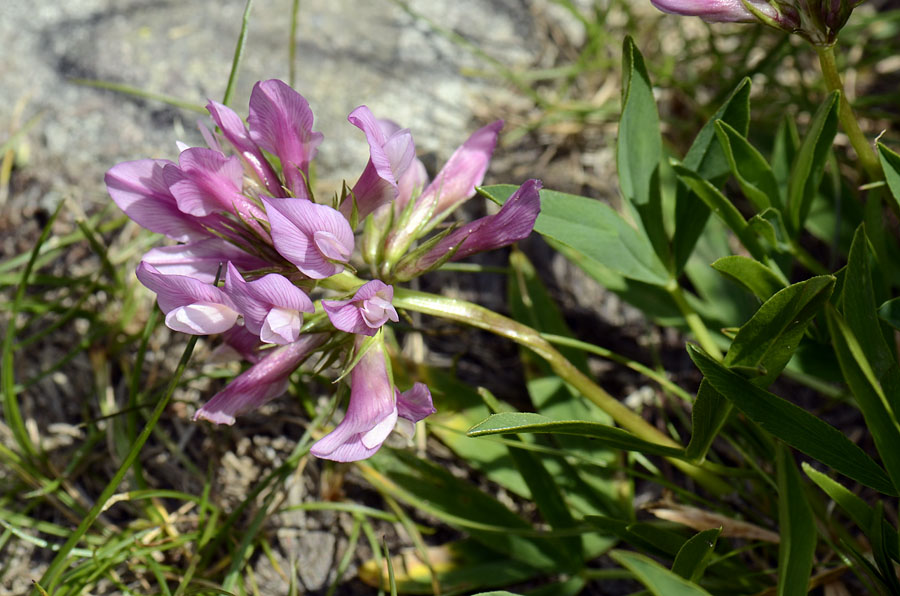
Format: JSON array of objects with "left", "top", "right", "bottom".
[
  {"left": 106, "top": 79, "right": 541, "bottom": 462},
  {"left": 649, "top": 0, "right": 862, "bottom": 44}
]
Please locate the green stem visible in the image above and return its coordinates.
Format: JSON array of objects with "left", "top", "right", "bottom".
[
  {"left": 815, "top": 45, "right": 881, "bottom": 182},
  {"left": 392, "top": 288, "right": 731, "bottom": 495},
  {"left": 665, "top": 282, "right": 724, "bottom": 360}
]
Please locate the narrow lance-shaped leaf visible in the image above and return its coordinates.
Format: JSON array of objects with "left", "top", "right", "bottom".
[
  {"left": 803, "top": 463, "right": 899, "bottom": 562},
  {"left": 468, "top": 412, "right": 685, "bottom": 458},
  {"left": 787, "top": 91, "right": 839, "bottom": 235},
  {"left": 877, "top": 142, "right": 900, "bottom": 215},
  {"left": 776, "top": 444, "right": 816, "bottom": 596},
  {"left": 711, "top": 255, "right": 787, "bottom": 302},
  {"left": 618, "top": 36, "right": 667, "bottom": 264},
  {"left": 686, "top": 275, "right": 835, "bottom": 462},
  {"left": 610, "top": 550, "right": 713, "bottom": 596},
  {"left": 714, "top": 119, "right": 781, "bottom": 212},
  {"left": 688, "top": 344, "right": 896, "bottom": 495},
  {"left": 672, "top": 528, "right": 721, "bottom": 583},
  {"left": 673, "top": 78, "right": 751, "bottom": 273},
  {"left": 479, "top": 185, "right": 670, "bottom": 286}
]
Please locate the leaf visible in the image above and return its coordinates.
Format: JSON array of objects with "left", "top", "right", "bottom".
[
  {"left": 618, "top": 36, "right": 667, "bottom": 262},
  {"left": 672, "top": 163, "right": 766, "bottom": 262},
  {"left": 686, "top": 276, "right": 835, "bottom": 462},
  {"left": 776, "top": 444, "right": 816, "bottom": 596},
  {"left": 610, "top": 550, "right": 714, "bottom": 596},
  {"left": 787, "top": 91, "right": 839, "bottom": 234},
  {"left": 673, "top": 78, "right": 751, "bottom": 273},
  {"left": 842, "top": 225, "right": 900, "bottom": 414},
  {"left": 803, "top": 463, "right": 899, "bottom": 561},
  {"left": 479, "top": 185, "right": 669, "bottom": 285},
  {"left": 363, "top": 450, "right": 570, "bottom": 571},
  {"left": 711, "top": 256, "right": 786, "bottom": 301},
  {"left": 870, "top": 502, "right": 900, "bottom": 594},
  {"left": 826, "top": 307, "right": 900, "bottom": 495},
  {"left": 715, "top": 120, "right": 780, "bottom": 212},
  {"left": 771, "top": 115, "right": 799, "bottom": 191},
  {"left": 467, "top": 413, "right": 685, "bottom": 458},
  {"left": 671, "top": 528, "right": 721, "bottom": 583},
  {"left": 877, "top": 142, "right": 900, "bottom": 214},
  {"left": 587, "top": 517, "right": 687, "bottom": 559},
  {"left": 878, "top": 296, "right": 900, "bottom": 331},
  {"left": 688, "top": 344, "right": 896, "bottom": 495}
]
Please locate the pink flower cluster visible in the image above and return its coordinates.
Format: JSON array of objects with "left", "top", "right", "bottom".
[{"left": 106, "top": 79, "right": 540, "bottom": 461}]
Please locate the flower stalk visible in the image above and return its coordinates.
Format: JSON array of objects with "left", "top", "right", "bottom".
[
  {"left": 392, "top": 287, "right": 731, "bottom": 495},
  {"left": 815, "top": 44, "right": 881, "bottom": 183}
]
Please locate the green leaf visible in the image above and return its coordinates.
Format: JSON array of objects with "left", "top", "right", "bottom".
[
  {"left": 843, "top": 225, "right": 900, "bottom": 414},
  {"left": 688, "top": 344, "right": 896, "bottom": 495},
  {"left": 771, "top": 115, "right": 799, "bottom": 192},
  {"left": 587, "top": 517, "right": 686, "bottom": 558},
  {"left": 776, "top": 444, "right": 816, "bottom": 596},
  {"left": 672, "top": 163, "right": 766, "bottom": 262},
  {"left": 826, "top": 307, "right": 900, "bottom": 495},
  {"left": 714, "top": 120, "right": 780, "bottom": 212},
  {"left": 787, "top": 91, "right": 839, "bottom": 234},
  {"left": 877, "top": 142, "right": 900, "bottom": 214},
  {"left": 479, "top": 185, "right": 669, "bottom": 285},
  {"left": 467, "top": 412, "right": 685, "bottom": 458},
  {"left": 618, "top": 36, "right": 667, "bottom": 262},
  {"left": 878, "top": 296, "right": 900, "bottom": 331},
  {"left": 803, "top": 463, "right": 899, "bottom": 561},
  {"left": 711, "top": 256, "right": 786, "bottom": 301},
  {"left": 686, "top": 276, "right": 835, "bottom": 462},
  {"left": 610, "top": 550, "right": 713, "bottom": 596},
  {"left": 365, "top": 450, "right": 568, "bottom": 571},
  {"left": 671, "top": 528, "right": 721, "bottom": 583},
  {"left": 871, "top": 503, "right": 900, "bottom": 593},
  {"left": 673, "top": 78, "right": 751, "bottom": 273}
]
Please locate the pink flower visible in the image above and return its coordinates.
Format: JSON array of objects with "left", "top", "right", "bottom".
[
  {"left": 343, "top": 106, "right": 417, "bottom": 220},
  {"left": 311, "top": 336, "right": 434, "bottom": 462},
  {"left": 262, "top": 197, "right": 355, "bottom": 279},
  {"left": 223, "top": 262, "right": 314, "bottom": 345},
  {"left": 248, "top": 80, "right": 323, "bottom": 199},
  {"left": 140, "top": 238, "right": 268, "bottom": 284},
  {"left": 206, "top": 100, "right": 282, "bottom": 196},
  {"left": 322, "top": 280, "right": 399, "bottom": 336},
  {"left": 396, "top": 179, "right": 541, "bottom": 280},
  {"left": 650, "top": 0, "right": 775, "bottom": 22},
  {"left": 136, "top": 262, "right": 239, "bottom": 335},
  {"left": 105, "top": 159, "right": 215, "bottom": 242},
  {"left": 194, "top": 333, "right": 327, "bottom": 425}
]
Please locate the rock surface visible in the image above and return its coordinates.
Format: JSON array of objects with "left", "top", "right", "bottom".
[{"left": 0, "top": 0, "right": 537, "bottom": 221}]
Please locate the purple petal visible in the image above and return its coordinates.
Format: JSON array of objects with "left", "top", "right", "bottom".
[
  {"left": 395, "top": 157, "right": 429, "bottom": 213},
  {"left": 345, "top": 106, "right": 417, "bottom": 220},
  {"left": 407, "top": 179, "right": 541, "bottom": 276},
  {"left": 421, "top": 120, "right": 502, "bottom": 218},
  {"left": 322, "top": 300, "right": 368, "bottom": 335},
  {"left": 263, "top": 197, "right": 354, "bottom": 279},
  {"left": 136, "top": 262, "right": 238, "bottom": 334},
  {"left": 650, "top": 0, "right": 772, "bottom": 21},
  {"left": 141, "top": 239, "right": 268, "bottom": 284},
  {"left": 397, "top": 383, "right": 436, "bottom": 422},
  {"left": 207, "top": 100, "right": 282, "bottom": 195},
  {"left": 105, "top": 159, "right": 212, "bottom": 242},
  {"left": 218, "top": 325, "right": 264, "bottom": 363},
  {"left": 310, "top": 336, "right": 398, "bottom": 461},
  {"left": 165, "top": 147, "right": 266, "bottom": 222},
  {"left": 224, "top": 262, "right": 313, "bottom": 343},
  {"left": 322, "top": 280, "right": 397, "bottom": 336},
  {"left": 194, "top": 334, "right": 327, "bottom": 425},
  {"left": 248, "top": 80, "right": 323, "bottom": 199}
]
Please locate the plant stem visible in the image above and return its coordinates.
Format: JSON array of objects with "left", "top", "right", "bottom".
[
  {"left": 665, "top": 281, "right": 724, "bottom": 360},
  {"left": 392, "top": 288, "right": 731, "bottom": 495},
  {"left": 815, "top": 45, "right": 881, "bottom": 182}
]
